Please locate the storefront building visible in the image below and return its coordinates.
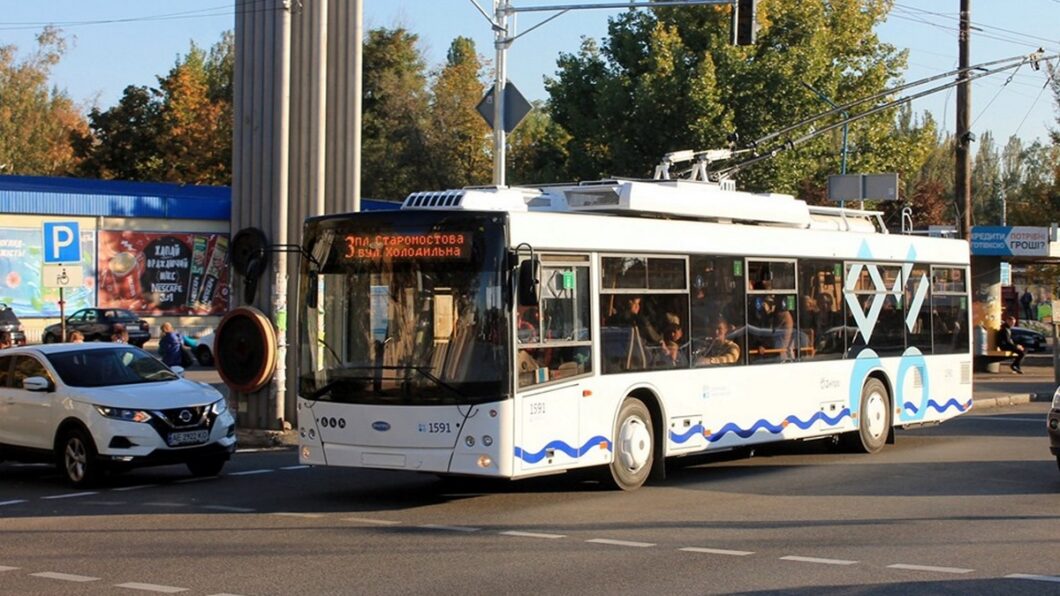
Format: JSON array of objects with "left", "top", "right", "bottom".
[{"left": 0, "top": 175, "right": 394, "bottom": 342}]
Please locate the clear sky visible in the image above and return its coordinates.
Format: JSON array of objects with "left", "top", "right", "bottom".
[{"left": 1, "top": 1, "right": 1057, "bottom": 149}]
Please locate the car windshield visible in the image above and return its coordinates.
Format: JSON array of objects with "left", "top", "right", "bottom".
[{"left": 46, "top": 347, "right": 178, "bottom": 387}]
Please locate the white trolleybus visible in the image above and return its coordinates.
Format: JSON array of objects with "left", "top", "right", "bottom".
[{"left": 296, "top": 171, "right": 972, "bottom": 490}]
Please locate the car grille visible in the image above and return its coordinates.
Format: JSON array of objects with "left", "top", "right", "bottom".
[{"left": 154, "top": 405, "right": 210, "bottom": 429}]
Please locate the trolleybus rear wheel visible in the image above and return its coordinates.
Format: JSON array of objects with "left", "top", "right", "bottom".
[
  {"left": 844, "top": 378, "right": 891, "bottom": 454},
  {"left": 609, "top": 397, "right": 653, "bottom": 491}
]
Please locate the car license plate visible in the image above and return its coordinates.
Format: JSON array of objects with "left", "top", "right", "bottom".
[{"left": 167, "top": 429, "right": 209, "bottom": 447}]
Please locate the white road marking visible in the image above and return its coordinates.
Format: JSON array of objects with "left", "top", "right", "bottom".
[
  {"left": 343, "top": 517, "right": 401, "bottom": 525},
  {"left": 272, "top": 512, "right": 325, "bottom": 519},
  {"left": 680, "top": 547, "right": 755, "bottom": 556},
  {"left": 586, "top": 538, "right": 655, "bottom": 548},
  {"left": 112, "top": 484, "right": 158, "bottom": 492},
  {"left": 888, "top": 563, "right": 974, "bottom": 574},
  {"left": 419, "top": 524, "right": 481, "bottom": 533},
  {"left": 41, "top": 491, "right": 97, "bottom": 500},
  {"left": 31, "top": 571, "right": 100, "bottom": 582},
  {"left": 0, "top": 500, "right": 27, "bottom": 507},
  {"left": 781, "top": 556, "right": 858, "bottom": 566},
  {"left": 202, "top": 505, "right": 256, "bottom": 513},
  {"left": 82, "top": 501, "right": 128, "bottom": 506},
  {"left": 227, "top": 469, "right": 273, "bottom": 476},
  {"left": 499, "top": 531, "right": 566, "bottom": 539},
  {"left": 144, "top": 502, "right": 188, "bottom": 508},
  {"left": 280, "top": 465, "right": 309, "bottom": 470},
  {"left": 0, "top": 566, "right": 20, "bottom": 572},
  {"left": 1006, "top": 574, "right": 1060, "bottom": 583},
  {"left": 115, "top": 582, "right": 189, "bottom": 593}
]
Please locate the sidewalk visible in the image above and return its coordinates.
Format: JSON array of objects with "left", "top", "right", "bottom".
[{"left": 972, "top": 351, "right": 1056, "bottom": 409}]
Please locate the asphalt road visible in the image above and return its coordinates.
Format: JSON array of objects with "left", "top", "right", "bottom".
[{"left": 1, "top": 403, "right": 1058, "bottom": 595}]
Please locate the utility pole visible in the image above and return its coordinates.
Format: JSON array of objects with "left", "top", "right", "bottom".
[{"left": 956, "top": 0, "right": 972, "bottom": 239}]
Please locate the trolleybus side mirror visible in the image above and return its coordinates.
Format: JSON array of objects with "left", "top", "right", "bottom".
[
  {"left": 306, "top": 270, "right": 319, "bottom": 309},
  {"left": 518, "top": 258, "right": 541, "bottom": 307}
]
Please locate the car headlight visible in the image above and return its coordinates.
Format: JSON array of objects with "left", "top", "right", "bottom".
[
  {"left": 95, "top": 406, "right": 152, "bottom": 423},
  {"left": 1052, "top": 387, "right": 1060, "bottom": 410},
  {"left": 210, "top": 399, "right": 228, "bottom": 415}
]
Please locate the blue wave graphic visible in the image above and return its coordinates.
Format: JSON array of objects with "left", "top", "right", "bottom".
[
  {"left": 514, "top": 435, "right": 612, "bottom": 464},
  {"left": 668, "top": 409, "right": 851, "bottom": 444},
  {"left": 904, "top": 398, "right": 970, "bottom": 415}
]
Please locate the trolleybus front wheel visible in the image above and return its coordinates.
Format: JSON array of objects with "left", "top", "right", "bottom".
[
  {"left": 843, "top": 378, "right": 891, "bottom": 454},
  {"left": 609, "top": 397, "right": 654, "bottom": 491}
]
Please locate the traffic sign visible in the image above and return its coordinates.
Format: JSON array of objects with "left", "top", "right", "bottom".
[
  {"left": 476, "top": 82, "right": 533, "bottom": 133},
  {"left": 42, "top": 221, "right": 81, "bottom": 264},
  {"left": 42, "top": 264, "right": 84, "bottom": 289}
]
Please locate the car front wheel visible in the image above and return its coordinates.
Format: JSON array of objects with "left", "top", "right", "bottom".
[
  {"left": 57, "top": 428, "right": 102, "bottom": 487},
  {"left": 43, "top": 332, "right": 59, "bottom": 344},
  {"left": 195, "top": 346, "right": 214, "bottom": 367}
]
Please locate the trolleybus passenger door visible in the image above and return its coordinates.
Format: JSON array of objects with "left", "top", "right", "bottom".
[{"left": 515, "top": 257, "right": 594, "bottom": 472}]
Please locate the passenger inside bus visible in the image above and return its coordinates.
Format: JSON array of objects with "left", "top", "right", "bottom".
[
  {"left": 654, "top": 315, "right": 688, "bottom": 368},
  {"left": 694, "top": 317, "right": 741, "bottom": 366}
]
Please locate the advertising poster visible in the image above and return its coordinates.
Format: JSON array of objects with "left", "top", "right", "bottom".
[
  {"left": 98, "top": 231, "right": 230, "bottom": 315},
  {"left": 0, "top": 227, "right": 97, "bottom": 318}
]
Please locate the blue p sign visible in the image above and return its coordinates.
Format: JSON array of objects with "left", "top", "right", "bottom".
[{"left": 43, "top": 222, "right": 81, "bottom": 264}]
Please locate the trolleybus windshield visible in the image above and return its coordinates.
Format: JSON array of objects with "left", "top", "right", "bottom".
[{"left": 299, "top": 212, "right": 510, "bottom": 405}]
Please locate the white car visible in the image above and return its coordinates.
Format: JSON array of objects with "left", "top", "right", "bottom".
[{"left": 0, "top": 343, "right": 236, "bottom": 486}]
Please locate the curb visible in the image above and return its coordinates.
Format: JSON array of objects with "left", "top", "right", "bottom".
[
  {"left": 235, "top": 428, "right": 299, "bottom": 449},
  {"left": 971, "top": 393, "right": 1034, "bottom": 410}
]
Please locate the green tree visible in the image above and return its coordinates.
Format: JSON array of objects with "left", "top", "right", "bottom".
[
  {"left": 423, "top": 37, "right": 491, "bottom": 190},
  {"left": 545, "top": 0, "right": 912, "bottom": 195},
  {"left": 74, "top": 85, "right": 163, "bottom": 180},
  {"left": 361, "top": 28, "right": 430, "bottom": 200},
  {"left": 0, "top": 27, "right": 87, "bottom": 175},
  {"left": 971, "top": 131, "right": 1002, "bottom": 225},
  {"left": 508, "top": 103, "right": 571, "bottom": 185}
]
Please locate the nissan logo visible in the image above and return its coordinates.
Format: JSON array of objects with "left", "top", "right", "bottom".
[
  {"left": 371, "top": 421, "right": 391, "bottom": 432},
  {"left": 178, "top": 410, "right": 193, "bottom": 423}
]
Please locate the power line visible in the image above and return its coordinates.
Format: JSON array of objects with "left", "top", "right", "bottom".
[
  {"left": 0, "top": 1, "right": 276, "bottom": 32},
  {"left": 893, "top": 2, "right": 1059, "bottom": 47}
]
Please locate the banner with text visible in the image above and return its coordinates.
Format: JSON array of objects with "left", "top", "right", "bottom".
[
  {"left": 98, "top": 231, "right": 229, "bottom": 315},
  {"left": 0, "top": 227, "right": 96, "bottom": 317},
  {"left": 970, "top": 226, "right": 1051, "bottom": 257}
]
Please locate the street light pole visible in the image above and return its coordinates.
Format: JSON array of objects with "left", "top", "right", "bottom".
[{"left": 493, "top": 0, "right": 510, "bottom": 187}]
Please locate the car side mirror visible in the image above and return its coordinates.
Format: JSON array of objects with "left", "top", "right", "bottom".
[
  {"left": 170, "top": 366, "right": 185, "bottom": 378},
  {"left": 22, "top": 376, "right": 52, "bottom": 392},
  {"left": 517, "top": 258, "right": 540, "bottom": 307}
]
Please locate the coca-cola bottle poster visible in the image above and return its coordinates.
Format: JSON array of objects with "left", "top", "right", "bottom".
[{"left": 98, "top": 230, "right": 229, "bottom": 315}]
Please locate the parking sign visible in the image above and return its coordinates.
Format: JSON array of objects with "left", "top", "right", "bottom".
[{"left": 43, "top": 221, "right": 81, "bottom": 264}]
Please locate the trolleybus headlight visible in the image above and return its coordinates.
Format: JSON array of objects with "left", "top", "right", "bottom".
[
  {"left": 482, "top": 435, "right": 493, "bottom": 447},
  {"left": 1052, "top": 387, "right": 1060, "bottom": 410},
  {"left": 308, "top": 428, "right": 316, "bottom": 439},
  {"left": 477, "top": 455, "right": 492, "bottom": 468},
  {"left": 465, "top": 435, "right": 475, "bottom": 447}
]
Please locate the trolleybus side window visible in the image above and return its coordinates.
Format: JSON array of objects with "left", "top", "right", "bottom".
[
  {"left": 797, "top": 260, "right": 845, "bottom": 361},
  {"left": 690, "top": 255, "right": 746, "bottom": 367},
  {"left": 746, "top": 260, "right": 798, "bottom": 364},
  {"left": 930, "top": 266, "right": 968, "bottom": 355},
  {"left": 601, "top": 256, "right": 689, "bottom": 373},
  {"left": 905, "top": 264, "right": 932, "bottom": 354},
  {"left": 844, "top": 262, "right": 905, "bottom": 358},
  {"left": 517, "top": 257, "right": 592, "bottom": 388}
]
